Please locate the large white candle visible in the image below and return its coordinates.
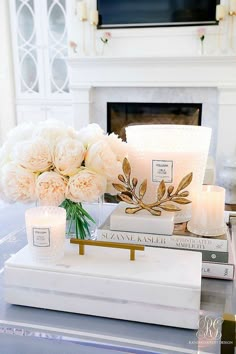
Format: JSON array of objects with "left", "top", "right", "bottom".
[
  {"left": 229, "top": 0, "right": 236, "bottom": 13},
  {"left": 25, "top": 206, "right": 66, "bottom": 263},
  {"left": 78, "top": 1, "right": 87, "bottom": 21},
  {"left": 90, "top": 10, "right": 99, "bottom": 25},
  {"left": 126, "top": 125, "right": 211, "bottom": 223},
  {"left": 216, "top": 4, "right": 226, "bottom": 20},
  {"left": 187, "top": 185, "right": 226, "bottom": 236}
]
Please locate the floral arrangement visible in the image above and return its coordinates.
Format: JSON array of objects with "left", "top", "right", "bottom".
[
  {"left": 100, "top": 31, "right": 111, "bottom": 44},
  {"left": 0, "top": 121, "right": 126, "bottom": 239}
]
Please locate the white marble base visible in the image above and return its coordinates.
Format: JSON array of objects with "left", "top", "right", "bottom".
[
  {"left": 4, "top": 241, "right": 202, "bottom": 329},
  {"left": 110, "top": 203, "right": 174, "bottom": 235}
]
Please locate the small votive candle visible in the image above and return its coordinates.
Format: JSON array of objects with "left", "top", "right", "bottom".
[
  {"left": 25, "top": 206, "right": 66, "bottom": 263},
  {"left": 187, "top": 185, "right": 226, "bottom": 236}
]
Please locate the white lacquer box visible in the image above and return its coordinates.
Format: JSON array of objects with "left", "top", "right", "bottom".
[{"left": 4, "top": 242, "right": 202, "bottom": 329}]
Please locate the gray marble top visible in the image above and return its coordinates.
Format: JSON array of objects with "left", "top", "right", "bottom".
[{"left": 0, "top": 202, "right": 235, "bottom": 354}]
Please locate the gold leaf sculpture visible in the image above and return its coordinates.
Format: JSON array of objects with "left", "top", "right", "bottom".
[{"left": 112, "top": 158, "right": 193, "bottom": 216}]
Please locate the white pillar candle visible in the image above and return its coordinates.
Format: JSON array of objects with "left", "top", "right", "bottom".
[
  {"left": 187, "top": 185, "right": 226, "bottom": 236},
  {"left": 90, "top": 10, "right": 99, "bottom": 25},
  {"left": 126, "top": 125, "right": 211, "bottom": 223},
  {"left": 25, "top": 206, "right": 66, "bottom": 263},
  {"left": 216, "top": 4, "right": 226, "bottom": 20},
  {"left": 78, "top": 1, "right": 87, "bottom": 21},
  {"left": 229, "top": 0, "right": 236, "bottom": 13}
]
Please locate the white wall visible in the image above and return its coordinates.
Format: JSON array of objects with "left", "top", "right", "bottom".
[{"left": 0, "top": 0, "right": 16, "bottom": 144}]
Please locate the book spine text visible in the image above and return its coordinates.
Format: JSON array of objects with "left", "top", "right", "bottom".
[
  {"left": 202, "top": 262, "right": 234, "bottom": 280},
  {"left": 98, "top": 229, "right": 227, "bottom": 252}
]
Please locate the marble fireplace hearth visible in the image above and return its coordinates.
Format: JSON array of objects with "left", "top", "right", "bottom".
[{"left": 68, "top": 55, "right": 236, "bottom": 178}]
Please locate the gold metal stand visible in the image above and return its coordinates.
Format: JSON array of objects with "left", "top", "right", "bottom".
[{"left": 70, "top": 239, "right": 145, "bottom": 261}]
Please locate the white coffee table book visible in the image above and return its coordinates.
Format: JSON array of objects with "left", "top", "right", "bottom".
[{"left": 4, "top": 239, "right": 202, "bottom": 330}]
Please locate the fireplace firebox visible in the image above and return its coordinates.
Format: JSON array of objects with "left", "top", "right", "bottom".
[{"left": 107, "top": 102, "right": 202, "bottom": 141}]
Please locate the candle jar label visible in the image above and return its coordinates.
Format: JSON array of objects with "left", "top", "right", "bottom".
[
  {"left": 152, "top": 160, "right": 173, "bottom": 183},
  {"left": 32, "top": 227, "right": 50, "bottom": 247}
]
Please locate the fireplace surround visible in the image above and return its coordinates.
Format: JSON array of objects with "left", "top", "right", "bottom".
[{"left": 68, "top": 55, "right": 236, "bottom": 178}]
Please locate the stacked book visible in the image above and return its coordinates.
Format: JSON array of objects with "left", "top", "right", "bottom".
[{"left": 97, "top": 215, "right": 236, "bottom": 280}]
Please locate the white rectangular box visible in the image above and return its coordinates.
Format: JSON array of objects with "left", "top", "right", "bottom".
[
  {"left": 110, "top": 203, "right": 174, "bottom": 235},
  {"left": 4, "top": 241, "right": 202, "bottom": 329}
]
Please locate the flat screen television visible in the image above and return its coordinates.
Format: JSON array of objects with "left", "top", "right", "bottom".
[{"left": 97, "top": 0, "right": 219, "bottom": 29}]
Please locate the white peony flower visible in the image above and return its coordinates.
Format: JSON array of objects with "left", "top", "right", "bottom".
[
  {"left": 66, "top": 169, "right": 106, "bottom": 203},
  {"left": 103, "top": 133, "right": 128, "bottom": 162},
  {"left": 77, "top": 123, "right": 104, "bottom": 147},
  {"left": 85, "top": 140, "right": 122, "bottom": 180},
  {"left": 53, "top": 137, "right": 85, "bottom": 176},
  {"left": 0, "top": 144, "right": 9, "bottom": 168},
  {"left": 33, "top": 120, "right": 77, "bottom": 147},
  {"left": 1, "top": 123, "right": 36, "bottom": 164},
  {"left": 6, "top": 122, "right": 35, "bottom": 144},
  {"left": 36, "top": 171, "right": 67, "bottom": 206},
  {"left": 0, "top": 183, "right": 7, "bottom": 202},
  {"left": 12, "top": 137, "right": 52, "bottom": 172},
  {"left": 1, "top": 162, "right": 36, "bottom": 202}
]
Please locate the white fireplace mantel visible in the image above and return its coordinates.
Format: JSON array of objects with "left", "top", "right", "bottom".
[
  {"left": 69, "top": 55, "right": 236, "bottom": 88},
  {"left": 68, "top": 55, "right": 236, "bottom": 172}
]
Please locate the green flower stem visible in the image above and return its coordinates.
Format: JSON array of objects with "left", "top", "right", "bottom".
[{"left": 60, "top": 199, "right": 95, "bottom": 239}]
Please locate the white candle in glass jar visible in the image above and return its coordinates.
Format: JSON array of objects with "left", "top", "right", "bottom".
[
  {"left": 78, "top": 1, "right": 87, "bottom": 21},
  {"left": 187, "top": 185, "right": 226, "bottom": 236},
  {"left": 25, "top": 206, "right": 66, "bottom": 263},
  {"left": 216, "top": 4, "right": 226, "bottom": 20}
]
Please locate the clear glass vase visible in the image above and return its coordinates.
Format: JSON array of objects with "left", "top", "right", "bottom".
[
  {"left": 99, "top": 42, "right": 108, "bottom": 56},
  {"left": 199, "top": 40, "right": 204, "bottom": 55},
  {"left": 64, "top": 197, "right": 103, "bottom": 240}
]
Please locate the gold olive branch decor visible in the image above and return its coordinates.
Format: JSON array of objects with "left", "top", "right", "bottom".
[{"left": 112, "top": 158, "right": 193, "bottom": 216}]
